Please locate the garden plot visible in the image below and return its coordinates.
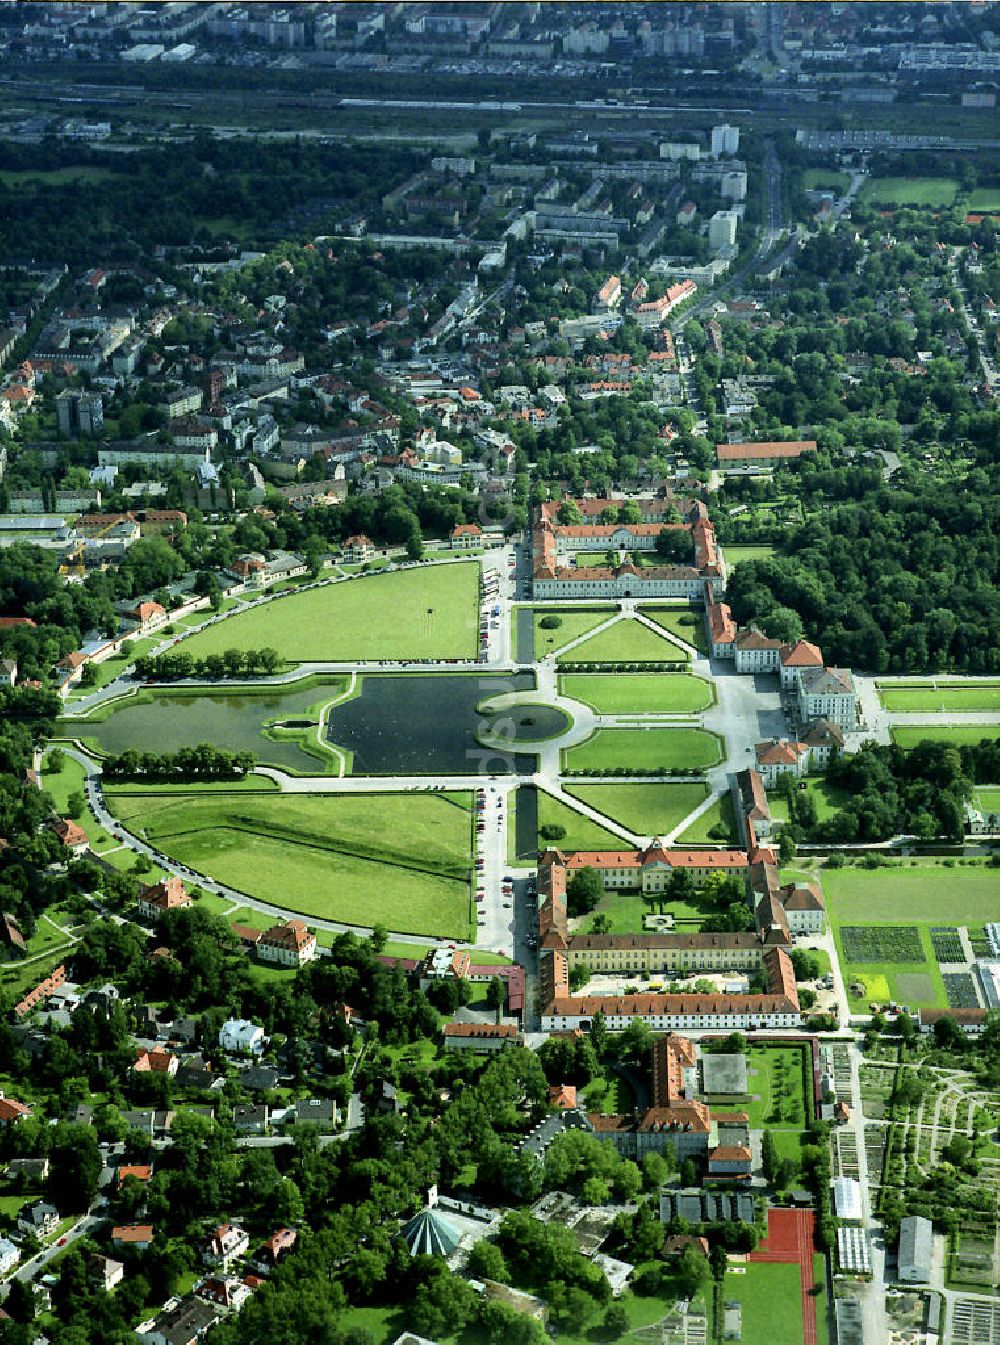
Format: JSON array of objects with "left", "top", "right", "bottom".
[
  {"left": 841, "top": 926, "right": 923, "bottom": 962},
  {"left": 943, "top": 974, "right": 980, "bottom": 1009},
  {"left": 930, "top": 927, "right": 964, "bottom": 962}
]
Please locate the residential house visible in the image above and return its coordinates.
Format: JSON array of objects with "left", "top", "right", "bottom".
[
  {"left": 197, "top": 1276, "right": 251, "bottom": 1312},
  {"left": 133, "top": 1048, "right": 180, "bottom": 1077},
  {"left": 88, "top": 1253, "right": 125, "bottom": 1292},
  {"left": 202, "top": 1223, "right": 250, "bottom": 1270},
  {"left": 136, "top": 1295, "right": 219, "bottom": 1345},
  {"left": 233, "top": 1104, "right": 269, "bottom": 1136},
  {"left": 0, "top": 1238, "right": 19, "bottom": 1275},
  {"left": 18, "top": 1201, "right": 60, "bottom": 1237},
  {"left": 5, "top": 1157, "right": 49, "bottom": 1183},
  {"left": 50, "top": 818, "right": 89, "bottom": 856},
  {"left": 257, "top": 920, "right": 317, "bottom": 968},
  {"left": 113, "top": 1226, "right": 154, "bottom": 1253},
  {"left": 218, "top": 1019, "right": 266, "bottom": 1056},
  {"left": 137, "top": 876, "right": 192, "bottom": 922},
  {"left": 126, "top": 600, "right": 167, "bottom": 633},
  {"left": 0, "top": 658, "right": 16, "bottom": 688},
  {"left": 118, "top": 1164, "right": 153, "bottom": 1189},
  {"left": 123, "top": 1109, "right": 175, "bottom": 1138},
  {"left": 342, "top": 534, "right": 373, "bottom": 564},
  {"left": 450, "top": 523, "right": 483, "bottom": 549},
  {"left": 0, "top": 1094, "right": 31, "bottom": 1127},
  {"left": 251, "top": 1227, "right": 297, "bottom": 1275},
  {"left": 290, "top": 1098, "right": 338, "bottom": 1130},
  {"left": 238, "top": 1065, "right": 278, "bottom": 1094}
]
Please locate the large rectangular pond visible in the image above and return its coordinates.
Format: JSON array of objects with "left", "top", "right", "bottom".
[
  {"left": 65, "top": 679, "right": 344, "bottom": 774},
  {"left": 326, "top": 673, "right": 552, "bottom": 775}
]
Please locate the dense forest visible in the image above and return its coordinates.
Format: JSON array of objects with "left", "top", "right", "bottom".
[{"left": 726, "top": 466, "right": 1000, "bottom": 673}]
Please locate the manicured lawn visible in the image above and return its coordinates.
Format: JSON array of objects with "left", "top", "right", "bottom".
[
  {"left": 559, "top": 673, "right": 714, "bottom": 714},
  {"left": 105, "top": 791, "right": 473, "bottom": 938},
  {"left": 973, "top": 785, "right": 1000, "bottom": 814},
  {"left": 176, "top": 564, "right": 479, "bottom": 662},
  {"left": 536, "top": 792, "right": 626, "bottom": 851},
  {"left": 556, "top": 619, "right": 689, "bottom": 664},
  {"left": 105, "top": 777, "right": 279, "bottom": 796},
  {"left": 768, "top": 776, "right": 853, "bottom": 827},
  {"left": 532, "top": 606, "right": 617, "bottom": 657},
  {"left": 675, "top": 791, "right": 739, "bottom": 843},
  {"left": 566, "top": 783, "right": 710, "bottom": 837},
  {"left": 638, "top": 606, "right": 708, "bottom": 653},
  {"left": 879, "top": 681, "right": 1000, "bottom": 713},
  {"left": 802, "top": 168, "right": 850, "bottom": 193},
  {"left": 563, "top": 727, "right": 721, "bottom": 773},
  {"left": 38, "top": 754, "right": 119, "bottom": 854},
  {"left": 892, "top": 725, "right": 1000, "bottom": 749},
  {"left": 859, "top": 176, "right": 958, "bottom": 207},
  {"left": 967, "top": 188, "right": 1000, "bottom": 211},
  {"left": 724, "top": 1260, "right": 804, "bottom": 1345},
  {"left": 584, "top": 887, "right": 706, "bottom": 934},
  {"left": 722, "top": 544, "right": 778, "bottom": 566}
]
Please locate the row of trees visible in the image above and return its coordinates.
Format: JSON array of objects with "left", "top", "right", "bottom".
[
  {"left": 132, "top": 647, "right": 281, "bottom": 681},
  {"left": 102, "top": 744, "right": 255, "bottom": 783}
]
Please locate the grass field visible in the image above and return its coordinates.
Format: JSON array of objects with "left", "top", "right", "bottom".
[
  {"left": 104, "top": 791, "right": 473, "bottom": 938},
  {"left": 39, "top": 754, "right": 120, "bottom": 856},
  {"left": 536, "top": 791, "right": 626, "bottom": 851},
  {"left": 768, "top": 776, "right": 853, "bottom": 827},
  {"left": 556, "top": 619, "right": 688, "bottom": 664},
  {"left": 891, "top": 725, "right": 1000, "bottom": 749},
  {"left": 967, "top": 188, "right": 1000, "bottom": 212},
  {"left": 824, "top": 865, "right": 1000, "bottom": 1009},
  {"left": 563, "top": 728, "right": 722, "bottom": 773},
  {"left": 559, "top": 673, "right": 714, "bottom": 714},
  {"left": 176, "top": 564, "right": 479, "bottom": 663},
  {"left": 974, "top": 786, "right": 1000, "bottom": 814},
  {"left": 565, "top": 782, "right": 709, "bottom": 837},
  {"left": 675, "top": 791, "right": 739, "bottom": 843},
  {"left": 824, "top": 864, "right": 999, "bottom": 924},
  {"left": 879, "top": 681, "right": 1000, "bottom": 713},
  {"left": 859, "top": 176, "right": 958, "bottom": 207},
  {"left": 531, "top": 607, "right": 616, "bottom": 657},
  {"left": 637, "top": 606, "right": 708, "bottom": 654},
  {"left": 722, "top": 544, "right": 778, "bottom": 567},
  {"left": 802, "top": 168, "right": 850, "bottom": 194},
  {"left": 724, "top": 1261, "right": 804, "bottom": 1345}
]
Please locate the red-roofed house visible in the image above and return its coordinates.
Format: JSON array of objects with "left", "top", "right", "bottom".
[
  {"left": 342, "top": 534, "right": 372, "bottom": 563},
  {"left": 137, "top": 877, "right": 192, "bottom": 922},
  {"left": 257, "top": 920, "right": 317, "bottom": 967},
  {"left": 126, "top": 600, "right": 167, "bottom": 633},
  {"left": 450, "top": 523, "right": 483, "bottom": 549},
  {"left": 50, "top": 818, "right": 88, "bottom": 855},
  {"left": 0, "top": 1095, "right": 32, "bottom": 1126},
  {"left": 548, "top": 1084, "right": 578, "bottom": 1110},
  {"left": 134, "top": 1048, "right": 179, "bottom": 1077}
]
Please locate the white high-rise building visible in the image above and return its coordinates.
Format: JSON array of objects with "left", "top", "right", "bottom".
[
  {"left": 721, "top": 171, "right": 748, "bottom": 202},
  {"left": 708, "top": 210, "right": 739, "bottom": 251},
  {"left": 711, "top": 124, "right": 740, "bottom": 157}
]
